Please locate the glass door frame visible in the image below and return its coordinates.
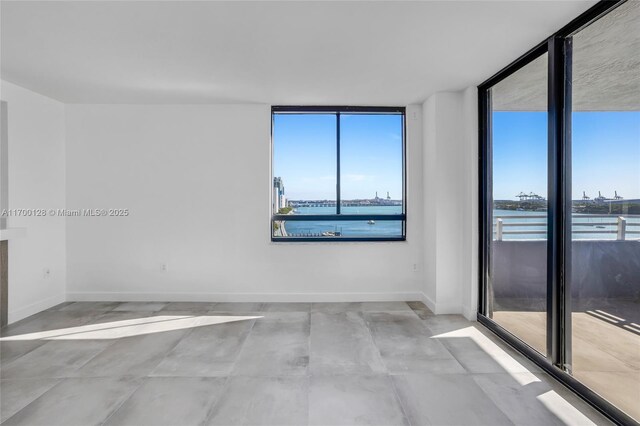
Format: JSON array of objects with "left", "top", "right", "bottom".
[{"left": 477, "top": 1, "right": 634, "bottom": 425}]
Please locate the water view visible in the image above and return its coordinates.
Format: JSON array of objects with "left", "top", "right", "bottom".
[
  {"left": 280, "top": 206, "right": 403, "bottom": 238},
  {"left": 272, "top": 111, "right": 405, "bottom": 240}
]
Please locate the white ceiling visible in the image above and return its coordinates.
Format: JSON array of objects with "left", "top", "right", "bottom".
[{"left": 1, "top": 1, "right": 597, "bottom": 105}]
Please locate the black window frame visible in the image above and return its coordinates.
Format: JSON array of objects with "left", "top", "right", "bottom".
[
  {"left": 478, "top": 1, "right": 635, "bottom": 425},
  {"left": 271, "top": 106, "right": 407, "bottom": 242}
]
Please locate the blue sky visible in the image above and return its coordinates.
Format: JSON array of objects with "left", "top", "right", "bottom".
[
  {"left": 273, "top": 113, "right": 403, "bottom": 200},
  {"left": 273, "top": 110, "right": 638, "bottom": 202},
  {"left": 492, "top": 111, "right": 640, "bottom": 200}
]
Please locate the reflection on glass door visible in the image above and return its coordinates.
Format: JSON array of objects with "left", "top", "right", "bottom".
[
  {"left": 480, "top": 2, "right": 640, "bottom": 422},
  {"left": 488, "top": 53, "right": 549, "bottom": 355},
  {"left": 569, "top": 1, "right": 640, "bottom": 421}
]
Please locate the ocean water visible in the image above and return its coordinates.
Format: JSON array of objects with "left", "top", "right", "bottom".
[
  {"left": 279, "top": 206, "right": 639, "bottom": 240},
  {"left": 282, "top": 206, "right": 403, "bottom": 237},
  {"left": 493, "top": 209, "right": 640, "bottom": 240}
]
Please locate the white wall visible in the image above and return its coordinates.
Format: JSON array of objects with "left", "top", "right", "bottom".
[
  {"left": 0, "top": 79, "right": 482, "bottom": 318},
  {"left": 65, "top": 104, "right": 425, "bottom": 301},
  {"left": 1, "top": 81, "right": 67, "bottom": 322},
  {"left": 461, "top": 86, "right": 479, "bottom": 320},
  {"left": 422, "top": 96, "right": 438, "bottom": 307},
  {"left": 422, "top": 88, "right": 478, "bottom": 319},
  {"left": 0, "top": 79, "right": 481, "bottom": 320}
]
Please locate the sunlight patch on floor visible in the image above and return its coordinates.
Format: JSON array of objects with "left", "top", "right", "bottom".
[
  {"left": 431, "top": 325, "right": 539, "bottom": 386},
  {"left": 0, "top": 315, "right": 262, "bottom": 341},
  {"left": 537, "top": 390, "right": 597, "bottom": 425}
]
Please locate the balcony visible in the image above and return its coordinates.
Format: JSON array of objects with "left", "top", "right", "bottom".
[{"left": 488, "top": 214, "right": 640, "bottom": 420}]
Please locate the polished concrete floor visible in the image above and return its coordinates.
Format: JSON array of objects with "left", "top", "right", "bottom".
[
  {"left": 0, "top": 301, "right": 610, "bottom": 425},
  {"left": 493, "top": 299, "right": 640, "bottom": 422}
]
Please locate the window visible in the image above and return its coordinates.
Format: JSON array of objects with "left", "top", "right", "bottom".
[
  {"left": 479, "top": 2, "right": 639, "bottom": 424},
  {"left": 271, "top": 106, "right": 405, "bottom": 241}
]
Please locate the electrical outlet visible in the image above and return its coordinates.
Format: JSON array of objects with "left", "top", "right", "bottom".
[
  {"left": 161, "top": 263, "right": 168, "bottom": 273},
  {"left": 412, "top": 263, "right": 418, "bottom": 271}
]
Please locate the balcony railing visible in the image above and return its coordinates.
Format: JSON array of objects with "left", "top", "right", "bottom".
[{"left": 493, "top": 214, "right": 640, "bottom": 241}]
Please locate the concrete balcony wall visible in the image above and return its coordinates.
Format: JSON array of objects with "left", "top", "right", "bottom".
[{"left": 492, "top": 240, "right": 640, "bottom": 299}]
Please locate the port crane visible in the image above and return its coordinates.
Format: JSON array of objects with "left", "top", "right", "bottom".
[
  {"left": 594, "top": 191, "right": 608, "bottom": 202},
  {"left": 515, "top": 192, "right": 545, "bottom": 201}
]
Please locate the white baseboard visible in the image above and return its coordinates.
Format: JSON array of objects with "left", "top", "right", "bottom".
[
  {"left": 8, "top": 294, "right": 66, "bottom": 324},
  {"left": 420, "top": 292, "right": 436, "bottom": 313},
  {"left": 432, "top": 302, "right": 462, "bottom": 315},
  {"left": 462, "top": 305, "right": 477, "bottom": 321},
  {"left": 65, "top": 291, "right": 474, "bottom": 319},
  {"left": 66, "top": 291, "right": 425, "bottom": 304},
  {"left": 419, "top": 292, "right": 470, "bottom": 316}
]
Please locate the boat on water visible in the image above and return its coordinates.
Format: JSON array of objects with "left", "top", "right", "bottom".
[{"left": 367, "top": 220, "right": 375, "bottom": 225}]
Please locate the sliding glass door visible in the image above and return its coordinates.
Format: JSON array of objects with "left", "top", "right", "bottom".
[
  {"left": 486, "top": 53, "right": 549, "bottom": 355},
  {"left": 479, "top": 1, "right": 639, "bottom": 424},
  {"left": 569, "top": 1, "right": 640, "bottom": 421}
]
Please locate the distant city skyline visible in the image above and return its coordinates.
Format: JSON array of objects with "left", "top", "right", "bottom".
[
  {"left": 273, "top": 113, "right": 403, "bottom": 201},
  {"left": 285, "top": 193, "right": 401, "bottom": 201},
  {"left": 493, "top": 111, "right": 639, "bottom": 200}
]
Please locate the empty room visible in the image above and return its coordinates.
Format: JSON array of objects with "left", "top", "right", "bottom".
[{"left": 0, "top": 0, "right": 638, "bottom": 425}]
